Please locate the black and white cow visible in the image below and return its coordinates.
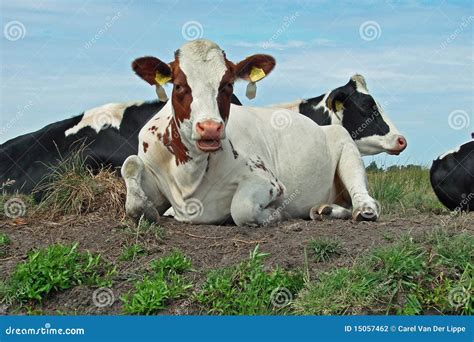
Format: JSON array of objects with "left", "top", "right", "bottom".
[
  {"left": 0, "top": 101, "right": 166, "bottom": 197},
  {"left": 273, "top": 74, "right": 407, "bottom": 156},
  {"left": 430, "top": 134, "right": 474, "bottom": 212}
]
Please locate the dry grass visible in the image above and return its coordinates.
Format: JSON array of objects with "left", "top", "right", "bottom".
[{"left": 35, "top": 152, "right": 126, "bottom": 218}]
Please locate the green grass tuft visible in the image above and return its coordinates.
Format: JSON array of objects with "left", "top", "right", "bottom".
[
  {"left": 308, "top": 237, "right": 342, "bottom": 262},
  {"left": 0, "top": 233, "right": 11, "bottom": 257},
  {"left": 195, "top": 245, "right": 304, "bottom": 315},
  {"left": 367, "top": 165, "right": 445, "bottom": 215},
  {"left": 121, "top": 249, "right": 193, "bottom": 314},
  {"left": 4, "top": 243, "right": 115, "bottom": 304},
  {"left": 120, "top": 244, "right": 147, "bottom": 261}
]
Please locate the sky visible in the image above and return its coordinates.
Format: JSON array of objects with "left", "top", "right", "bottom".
[{"left": 0, "top": 0, "right": 473, "bottom": 167}]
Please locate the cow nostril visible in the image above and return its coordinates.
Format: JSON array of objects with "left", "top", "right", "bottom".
[{"left": 397, "top": 136, "right": 407, "bottom": 148}]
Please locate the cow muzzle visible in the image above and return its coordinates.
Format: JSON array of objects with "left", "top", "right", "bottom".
[
  {"left": 195, "top": 120, "right": 224, "bottom": 152},
  {"left": 388, "top": 135, "right": 407, "bottom": 155}
]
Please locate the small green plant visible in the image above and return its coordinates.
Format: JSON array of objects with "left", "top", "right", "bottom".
[
  {"left": 121, "top": 249, "right": 193, "bottom": 314},
  {"left": 308, "top": 237, "right": 342, "bottom": 262},
  {"left": 5, "top": 243, "right": 115, "bottom": 303},
  {"left": 151, "top": 249, "right": 192, "bottom": 273},
  {"left": 0, "top": 233, "right": 11, "bottom": 257},
  {"left": 195, "top": 245, "right": 304, "bottom": 315},
  {"left": 120, "top": 244, "right": 146, "bottom": 261}
]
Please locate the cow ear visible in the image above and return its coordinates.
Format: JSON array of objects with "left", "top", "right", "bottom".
[
  {"left": 235, "top": 54, "right": 275, "bottom": 100},
  {"left": 326, "top": 87, "right": 349, "bottom": 112},
  {"left": 235, "top": 54, "right": 276, "bottom": 81},
  {"left": 132, "top": 57, "right": 172, "bottom": 102}
]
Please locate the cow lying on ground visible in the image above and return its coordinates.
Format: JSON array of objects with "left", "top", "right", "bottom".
[
  {"left": 122, "top": 39, "right": 379, "bottom": 226},
  {"left": 430, "top": 134, "right": 473, "bottom": 212},
  {"left": 1, "top": 71, "right": 405, "bottom": 197},
  {"left": 273, "top": 75, "right": 407, "bottom": 156}
]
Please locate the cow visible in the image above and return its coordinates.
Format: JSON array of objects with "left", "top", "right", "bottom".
[
  {"left": 272, "top": 74, "right": 407, "bottom": 156},
  {"left": 121, "top": 39, "right": 380, "bottom": 226},
  {"left": 430, "top": 134, "right": 474, "bottom": 212},
  {"left": 0, "top": 97, "right": 240, "bottom": 197}
]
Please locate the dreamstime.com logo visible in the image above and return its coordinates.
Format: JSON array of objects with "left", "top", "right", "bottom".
[
  {"left": 5, "top": 323, "right": 85, "bottom": 336},
  {"left": 184, "top": 198, "right": 204, "bottom": 219},
  {"left": 92, "top": 288, "right": 115, "bottom": 308},
  {"left": 359, "top": 21, "right": 381, "bottom": 41},
  {"left": 270, "top": 110, "right": 293, "bottom": 130},
  {"left": 448, "top": 287, "right": 470, "bottom": 308},
  {"left": 181, "top": 21, "right": 204, "bottom": 41},
  {"left": 448, "top": 110, "right": 471, "bottom": 130},
  {"left": 3, "top": 197, "right": 27, "bottom": 218},
  {"left": 4, "top": 20, "right": 26, "bottom": 41},
  {"left": 270, "top": 287, "right": 293, "bottom": 308}
]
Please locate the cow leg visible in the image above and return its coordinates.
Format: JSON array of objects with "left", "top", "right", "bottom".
[
  {"left": 318, "top": 126, "right": 379, "bottom": 221},
  {"left": 310, "top": 204, "right": 352, "bottom": 220},
  {"left": 230, "top": 176, "right": 285, "bottom": 226},
  {"left": 121, "top": 155, "right": 170, "bottom": 222}
]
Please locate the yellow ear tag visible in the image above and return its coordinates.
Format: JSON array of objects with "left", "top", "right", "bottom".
[
  {"left": 335, "top": 100, "right": 344, "bottom": 112},
  {"left": 155, "top": 73, "right": 172, "bottom": 86},
  {"left": 154, "top": 72, "right": 171, "bottom": 102},
  {"left": 249, "top": 67, "right": 266, "bottom": 83}
]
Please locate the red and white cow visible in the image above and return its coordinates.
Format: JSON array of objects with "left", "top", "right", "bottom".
[{"left": 122, "top": 40, "right": 379, "bottom": 226}]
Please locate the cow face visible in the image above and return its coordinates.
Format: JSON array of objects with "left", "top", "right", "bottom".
[
  {"left": 132, "top": 40, "right": 275, "bottom": 154},
  {"left": 326, "top": 75, "right": 407, "bottom": 155}
]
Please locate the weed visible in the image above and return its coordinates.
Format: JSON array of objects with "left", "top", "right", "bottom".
[
  {"left": 0, "top": 233, "right": 11, "bottom": 257},
  {"left": 195, "top": 246, "right": 304, "bottom": 315},
  {"left": 4, "top": 243, "right": 115, "bottom": 303},
  {"left": 308, "top": 237, "right": 342, "bottom": 262},
  {"left": 120, "top": 244, "right": 147, "bottom": 261},
  {"left": 121, "top": 249, "right": 193, "bottom": 314}
]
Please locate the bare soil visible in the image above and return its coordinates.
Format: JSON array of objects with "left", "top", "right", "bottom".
[{"left": 1, "top": 208, "right": 472, "bottom": 315}]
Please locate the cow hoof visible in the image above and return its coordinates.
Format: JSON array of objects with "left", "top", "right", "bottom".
[
  {"left": 309, "top": 205, "right": 332, "bottom": 220},
  {"left": 352, "top": 207, "right": 378, "bottom": 222}
]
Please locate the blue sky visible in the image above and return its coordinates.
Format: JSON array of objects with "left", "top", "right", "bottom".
[{"left": 1, "top": 0, "right": 472, "bottom": 167}]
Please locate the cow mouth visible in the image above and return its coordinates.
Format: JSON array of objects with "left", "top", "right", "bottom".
[
  {"left": 196, "top": 139, "right": 221, "bottom": 152},
  {"left": 387, "top": 150, "right": 401, "bottom": 156}
]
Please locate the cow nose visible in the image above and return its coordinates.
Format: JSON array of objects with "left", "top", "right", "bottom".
[
  {"left": 196, "top": 120, "right": 224, "bottom": 139},
  {"left": 396, "top": 135, "right": 407, "bottom": 151}
]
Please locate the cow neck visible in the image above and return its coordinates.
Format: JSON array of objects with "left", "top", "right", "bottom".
[{"left": 301, "top": 93, "right": 343, "bottom": 125}]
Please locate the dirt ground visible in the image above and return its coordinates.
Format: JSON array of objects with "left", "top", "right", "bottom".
[{"left": 1, "top": 208, "right": 473, "bottom": 315}]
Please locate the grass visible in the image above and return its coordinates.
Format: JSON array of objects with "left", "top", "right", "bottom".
[
  {"left": 195, "top": 246, "right": 305, "bottom": 315},
  {"left": 121, "top": 249, "right": 193, "bottom": 314},
  {"left": 366, "top": 164, "right": 445, "bottom": 216},
  {"left": 2, "top": 243, "right": 115, "bottom": 304},
  {"left": 123, "top": 218, "right": 165, "bottom": 241},
  {"left": 35, "top": 150, "right": 125, "bottom": 216},
  {"left": 308, "top": 237, "right": 342, "bottom": 262},
  {"left": 120, "top": 244, "right": 147, "bottom": 261},
  {"left": 294, "top": 230, "right": 473, "bottom": 315},
  {"left": 0, "top": 233, "right": 11, "bottom": 257}
]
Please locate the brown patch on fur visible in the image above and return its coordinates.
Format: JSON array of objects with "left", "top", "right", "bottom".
[
  {"left": 170, "top": 59, "right": 192, "bottom": 124},
  {"left": 162, "top": 119, "right": 192, "bottom": 166},
  {"left": 217, "top": 60, "right": 236, "bottom": 122},
  {"left": 143, "top": 142, "right": 149, "bottom": 153},
  {"left": 228, "top": 140, "right": 238, "bottom": 159}
]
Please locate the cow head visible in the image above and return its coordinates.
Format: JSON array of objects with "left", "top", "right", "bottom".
[
  {"left": 132, "top": 40, "right": 275, "bottom": 153},
  {"left": 326, "top": 74, "right": 407, "bottom": 155}
]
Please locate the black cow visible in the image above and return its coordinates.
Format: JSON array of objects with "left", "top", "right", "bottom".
[{"left": 430, "top": 134, "right": 474, "bottom": 212}]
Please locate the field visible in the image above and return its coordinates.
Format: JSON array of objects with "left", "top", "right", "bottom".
[{"left": 0, "top": 159, "right": 472, "bottom": 315}]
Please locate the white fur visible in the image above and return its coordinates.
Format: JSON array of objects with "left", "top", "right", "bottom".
[{"left": 65, "top": 101, "right": 143, "bottom": 136}]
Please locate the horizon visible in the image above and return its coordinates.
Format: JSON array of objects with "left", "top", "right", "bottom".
[{"left": 1, "top": 0, "right": 473, "bottom": 167}]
